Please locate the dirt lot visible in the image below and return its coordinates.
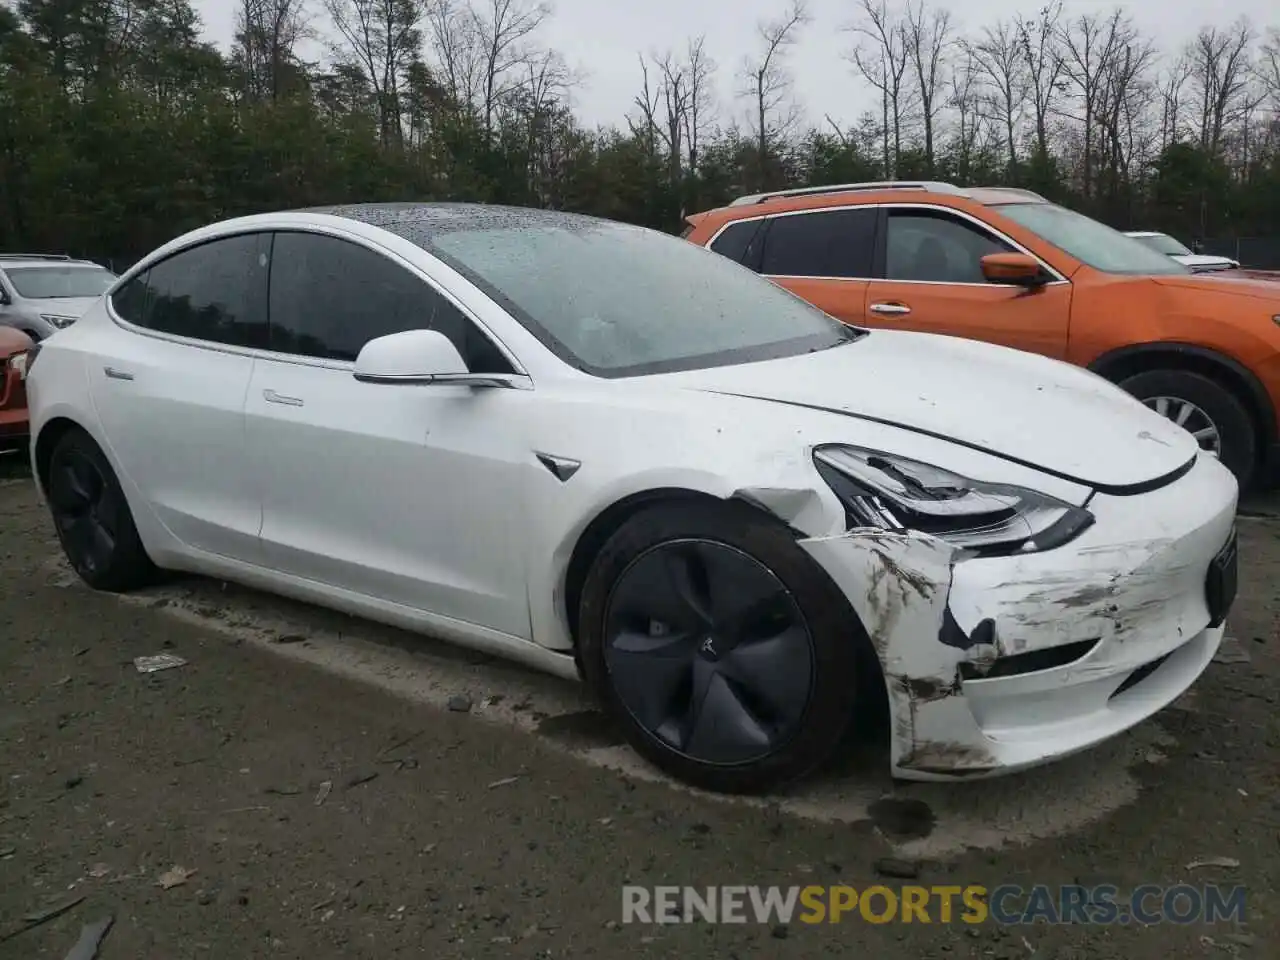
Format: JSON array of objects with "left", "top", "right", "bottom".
[{"left": 0, "top": 453, "right": 1277, "bottom": 959}]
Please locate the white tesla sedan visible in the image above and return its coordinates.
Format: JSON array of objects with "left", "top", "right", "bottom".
[{"left": 24, "top": 204, "right": 1238, "bottom": 794}]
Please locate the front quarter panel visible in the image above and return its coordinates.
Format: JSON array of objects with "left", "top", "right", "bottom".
[{"left": 517, "top": 381, "right": 1092, "bottom": 654}]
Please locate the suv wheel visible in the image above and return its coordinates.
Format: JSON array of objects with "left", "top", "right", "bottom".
[{"left": 1120, "top": 369, "right": 1256, "bottom": 490}]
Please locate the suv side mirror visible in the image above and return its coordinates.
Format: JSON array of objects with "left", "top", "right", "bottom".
[
  {"left": 980, "top": 253, "right": 1047, "bottom": 288},
  {"left": 353, "top": 329, "right": 469, "bottom": 384}
]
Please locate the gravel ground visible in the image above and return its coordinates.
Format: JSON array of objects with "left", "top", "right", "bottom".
[{"left": 0, "top": 453, "right": 1277, "bottom": 959}]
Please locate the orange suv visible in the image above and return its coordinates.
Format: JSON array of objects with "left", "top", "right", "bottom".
[{"left": 684, "top": 181, "right": 1280, "bottom": 491}]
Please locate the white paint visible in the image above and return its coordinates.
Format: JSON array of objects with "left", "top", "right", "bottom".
[{"left": 26, "top": 209, "right": 1236, "bottom": 789}]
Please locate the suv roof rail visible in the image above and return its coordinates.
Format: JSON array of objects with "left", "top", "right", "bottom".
[
  {"left": 970, "top": 186, "right": 1048, "bottom": 202},
  {"left": 728, "top": 180, "right": 968, "bottom": 206},
  {"left": 0, "top": 253, "right": 74, "bottom": 261}
]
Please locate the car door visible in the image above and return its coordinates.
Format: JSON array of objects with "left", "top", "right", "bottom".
[
  {"left": 863, "top": 205, "right": 1073, "bottom": 359},
  {"left": 91, "top": 233, "right": 270, "bottom": 561},
  {"left": 706, "top": 208, "right": 878, "bottom": 327},
  {"left": 245, "top": 229, "right": 532, "bottom": 638}
]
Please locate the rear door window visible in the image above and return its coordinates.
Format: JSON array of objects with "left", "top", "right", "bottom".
[
  {"left": 112, "top": 234, "right": 271, "bottom": 349},
  {"left": 758, "top": 209, "right": 878, "bottom": 279}
]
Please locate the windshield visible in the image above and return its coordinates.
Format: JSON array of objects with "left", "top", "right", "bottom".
[
  {"left": 427, "top": 218, "right": 860, "bottom": 377},
  {"left": 1131, "top": 233, "right": 1193, "bottom": 257},
  {"left": 991, "top": 203, "right": 1189, "bottom": 276},
  {"left": 5, "top": 265, "right": 116, "bottom": 299}
]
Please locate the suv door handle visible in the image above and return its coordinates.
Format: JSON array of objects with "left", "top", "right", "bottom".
[
  {"left": 869, "top": 302, "right": 912, "bottom": 317},
  {"left": 104, "top": 366, "right": 134, "bottom": 381},
  {"left": 263, "top": 389, "right": 304, "bottom": 407}
]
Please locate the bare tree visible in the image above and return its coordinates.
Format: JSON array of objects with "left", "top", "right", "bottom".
[
  {"left": 740, "top": 0, "right": 808, "bottom": 163},
  {"left": 948, "top": 45, "right": 985, "bottom": 181},
  {"left": 424, "top": 0, "right": 484, "bottom": 111},
  {"left": 1057, "top": 8, "right": 1130, "bottom": 198},
  {"left": 656, "top": 51, "right": 694, "bottom": 184},
  {"left": 681, "top": 36, "right": 716, "bottom": 173},
  {"left": 904, "top": 0, "right": 951, "bottom": 173},
  {"left": 1016, "top": 1, "right": 1064, "bottom": 161},
  {"left": 325, "top": 0, "right": 428, "bottom": 147},
  {"left": 1187, "top": 19, "right": 1257, "bottom": 156},
  {"left": 847, "top": 0, "right": 912, "bottom": 176},
  {"left": 471, "top": 0, "right": 551, "bottom": 137},
  {"left": 1096, "top": 27, "right": 1157, "bottom": 206},
  {"left": 1157, "top": 55, "right": 1193, "bottom": 149},
  {"left": 234, "top": 0, "right": 310, "bottom": 101},
  {"left": 628, "top": 55, "right": 661, "bottom": 156},
  {"left": 970, "top": 18, "right": 1027, "bottom": 174},
  {"left": 1261, "top": 28, "right": 1280, "bottom": 109}
]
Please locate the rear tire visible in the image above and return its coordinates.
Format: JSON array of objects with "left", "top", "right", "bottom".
[
  {"left": 1119, "top": 369, "right": 1256, "bottom": 491},
  {"left": 46, "top": 427, "right": 157, "bottom": 591},
  {"left": 577, "top": 499, "right": 868, "bottom": 794}
]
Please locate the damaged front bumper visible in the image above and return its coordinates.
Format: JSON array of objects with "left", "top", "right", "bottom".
[{"left": 800, "top": 453, "right": 1238, "bottom": 781}]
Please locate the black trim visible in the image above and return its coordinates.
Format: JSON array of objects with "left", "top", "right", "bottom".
[
  {"left": 871, "top": 207, "right": 888, "bottom": 278},
  {"left": 710, "top": 390, "right": 1198, "bottom": 496},
  {"left": 1088, "top": 342, "right": 1278, "bottom": 443},
  {"left": 1205, "top": 527, "right": 1239, "bottom": 628}
]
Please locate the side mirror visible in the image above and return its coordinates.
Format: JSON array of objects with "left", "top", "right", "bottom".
[
  {"left": 353, "top": 329, "right": 468, "bottom": 384},
  {"left": 980, "top": 253, "right": 1047, "bottom": 287}
]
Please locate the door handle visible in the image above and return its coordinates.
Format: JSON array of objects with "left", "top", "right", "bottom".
[
  {"left": 263, "top": 389, "right": 304, "bottom": 407},
  {"left": 869, "top": 302, "right": 912, "bottom": 317},
  {"left": 103, "top": 366, "right": 134, "bottom": 381}
]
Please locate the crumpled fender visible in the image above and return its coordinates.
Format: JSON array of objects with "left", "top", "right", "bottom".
[{"left": 798, "top": 528, "right": 1004, "bottom": 777}]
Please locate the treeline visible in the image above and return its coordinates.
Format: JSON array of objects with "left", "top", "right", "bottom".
[{"left": 1, "top": 0, "right": 1279, "bottom": 268}]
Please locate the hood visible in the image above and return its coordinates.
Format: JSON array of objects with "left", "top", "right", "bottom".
[
  {"left": 1172, "top": 254, "right": 1239, "bottom": 270},
  {"left": 650, "top": 330, "right": 1199, "bottom": 492},
  {"left": 26, "top": 296, "right": 100, "bottom": 319},
  {"left": 1151, "top": 272, "right": 1280, "bottom": 303}
]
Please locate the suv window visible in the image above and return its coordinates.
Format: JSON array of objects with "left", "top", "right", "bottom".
[
  {"left": 112, "top": 234, "right": 271, "bottom": 348},
  {"left": 709, "top": 220, "right": 765, "bottom": 269},
  {"left": 267, "top": 231, "right": 514, "bottom": 372},
  {"left": 758, "top": 208, "right": 877, "bottom": 278},
  {"left": 885, "top": 209, "right": 1015, "bottom": 284}
]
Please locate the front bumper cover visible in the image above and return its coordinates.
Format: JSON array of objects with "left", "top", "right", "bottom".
[{"left": 799, "top": 453, "right": 1238, "bottom": 781}]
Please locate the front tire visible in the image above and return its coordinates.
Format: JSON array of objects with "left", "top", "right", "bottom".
[
  {"left": 46, "top": 427, "right": 157, "bottom": 591},
  {"left": 578, "top": 500, "right": 867, "bottom": 794},
  {"left": 1120, "top": 369, "right": 1257, "bottom": 490}
]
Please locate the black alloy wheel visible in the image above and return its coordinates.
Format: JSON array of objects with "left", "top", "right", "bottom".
[
  {"left": 46, "top": 428, "right": 156, "bottom": 591},
  {"left": 578, "top": 500, "right": 869, "bottom": 794},
  {"left": 602, "top": 538, "right": 815, "bottom": 766}
]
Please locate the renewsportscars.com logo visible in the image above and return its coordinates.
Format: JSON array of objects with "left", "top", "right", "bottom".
[{"left": 621, "top": 884, "right": 1247, "bottom": 926}]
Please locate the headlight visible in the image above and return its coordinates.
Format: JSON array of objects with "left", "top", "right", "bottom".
[
  {"left": 8, "top": 351, "right": 28, "bottom": 379},
  {"left": 40, "top": 314, "right": 77, "bottom": 329},
  {"left": 813, "top": 445, "right": 1094, "bottom": 557}
]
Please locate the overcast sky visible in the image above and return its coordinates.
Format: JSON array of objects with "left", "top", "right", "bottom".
[{"left": 191, "top": 0, "right": 1275, "bottom": 130}]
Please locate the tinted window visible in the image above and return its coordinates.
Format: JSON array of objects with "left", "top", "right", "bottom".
[
  {"left": 267, "top": 231, "right": 512, "bottom": 372},
  {"left": 110, "top": 273, "right": 150, "bottom": 325},
  {"left": 885, "top": 211, "right": 1014, "bottom": 283},
  {"left": 759, "top": 209, "right": 877, "bottom": 278},
  {"left": 709, "top": 220, "right": 764, "bottom": 268},
  {"left": 120, "top": 234, "right": 270, "bottom": 347}
]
